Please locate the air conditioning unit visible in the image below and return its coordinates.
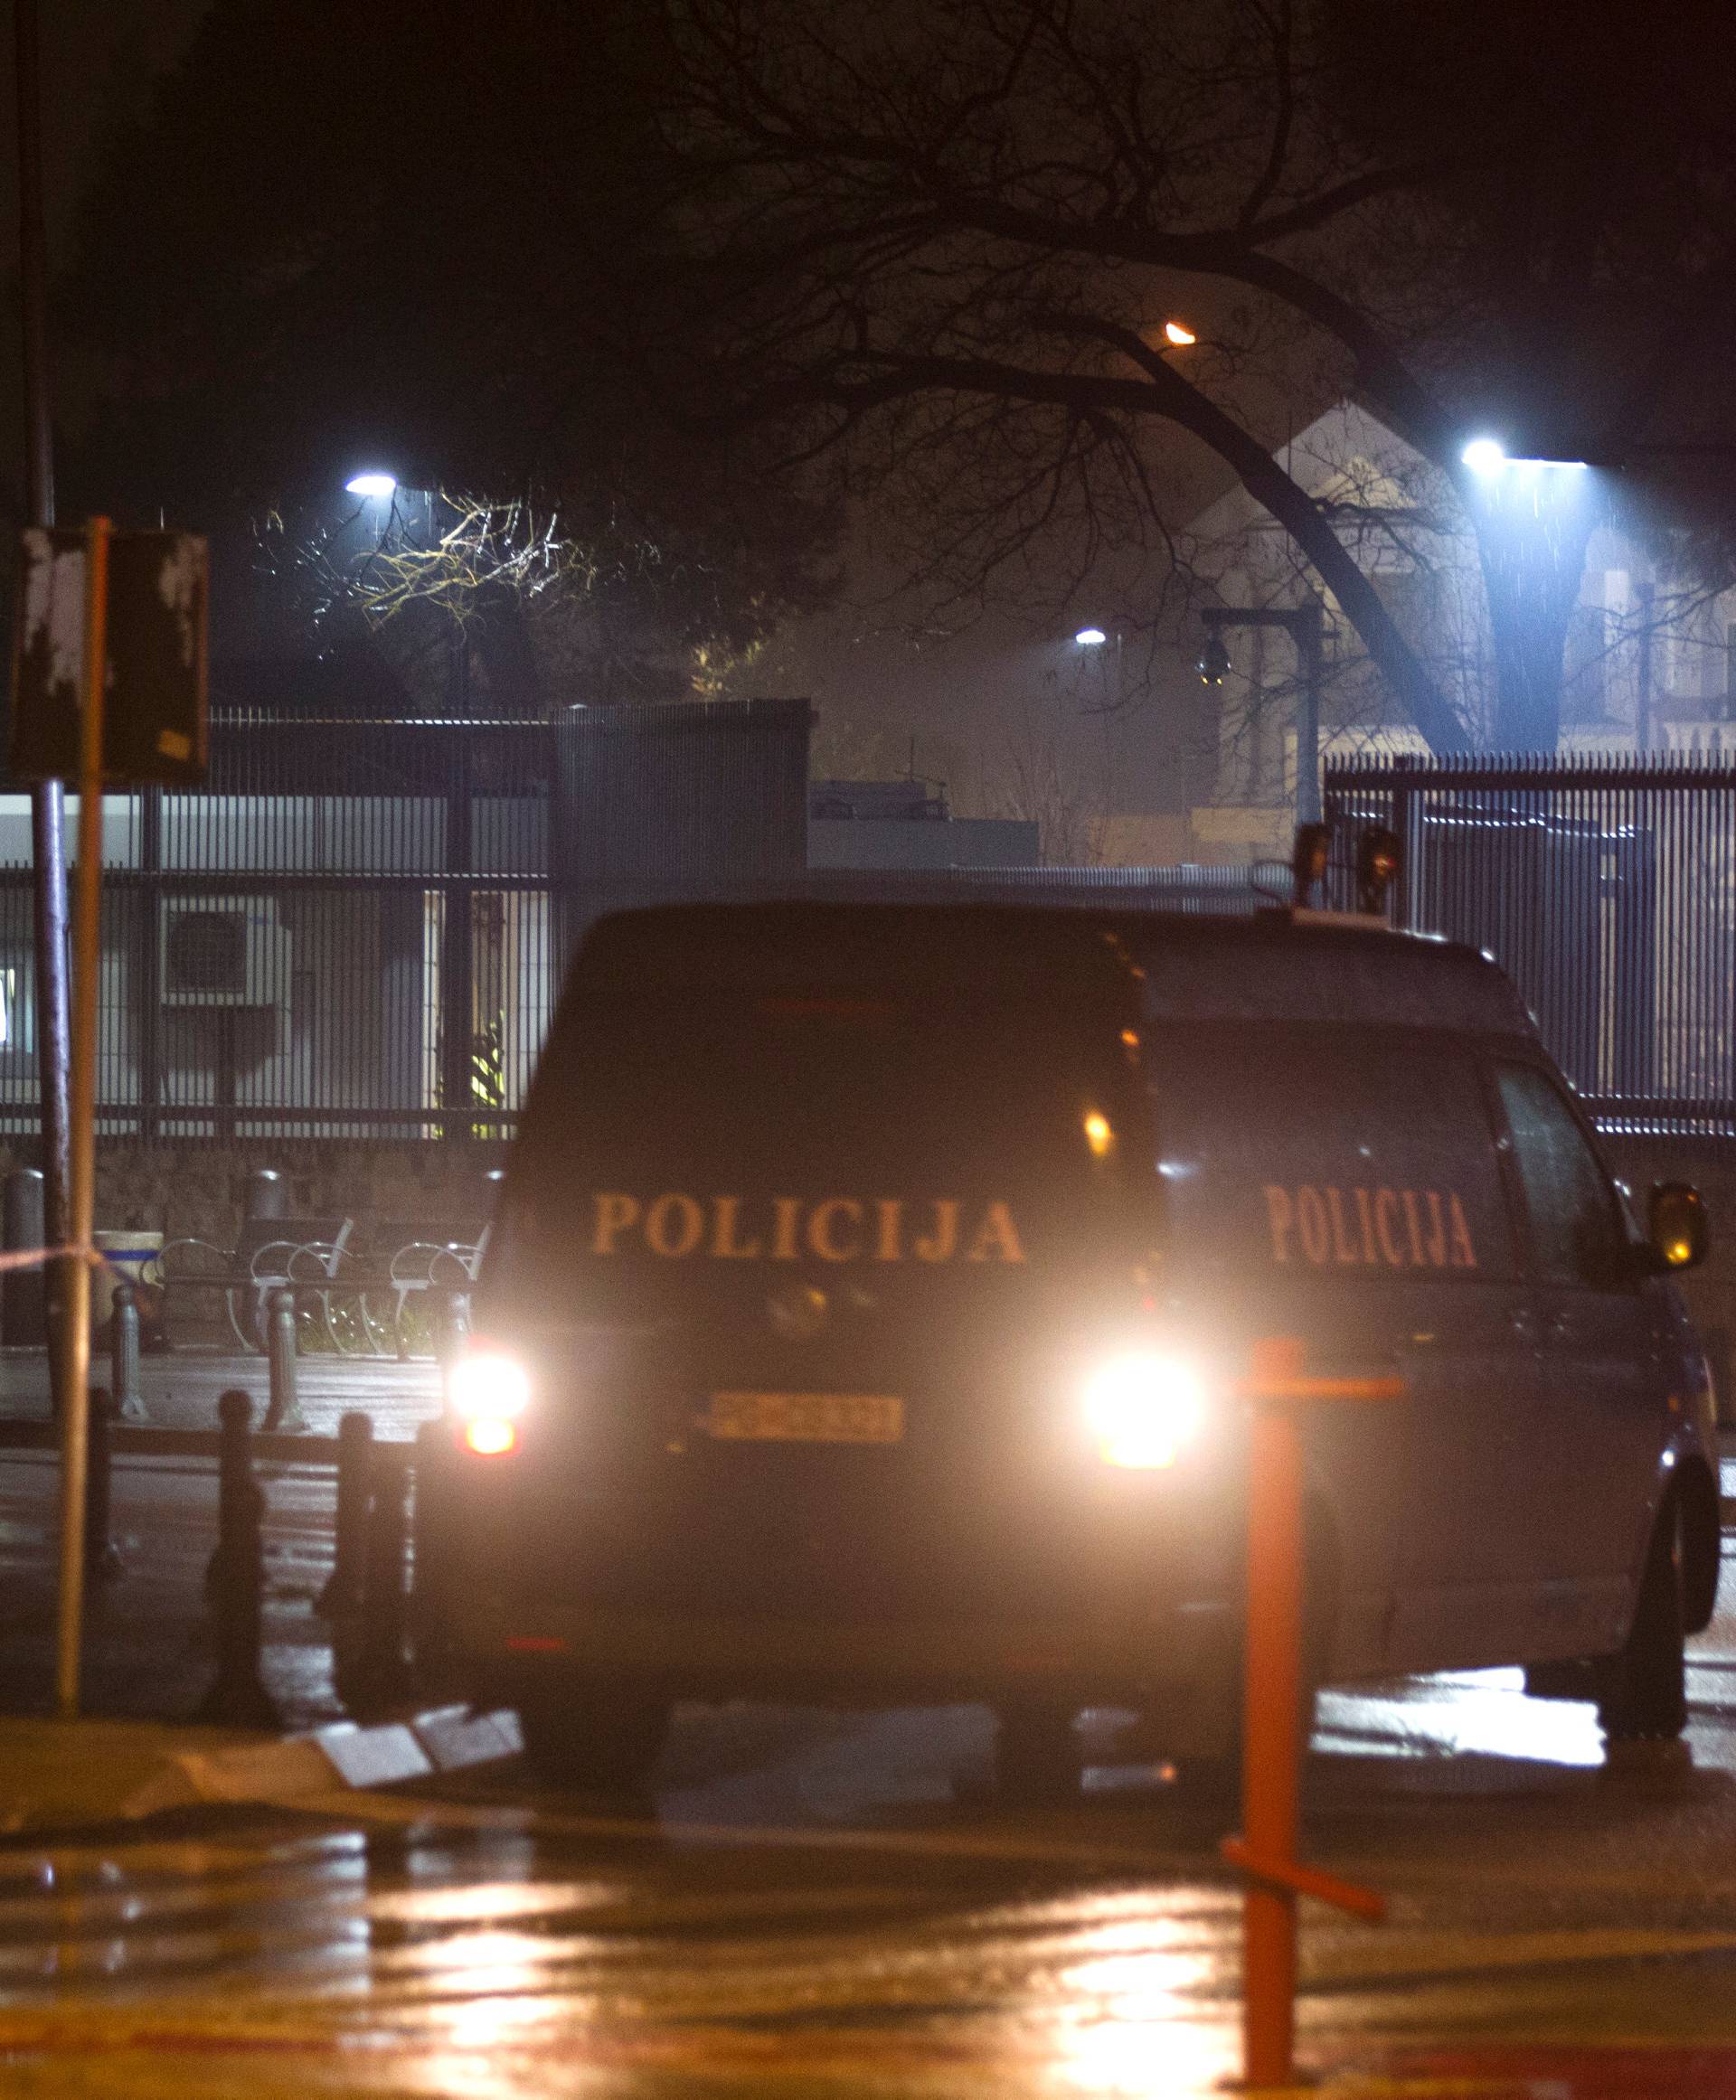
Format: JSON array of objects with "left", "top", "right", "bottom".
[{"left": 160, "top": 899, "right": 291, "bottom": 1008}]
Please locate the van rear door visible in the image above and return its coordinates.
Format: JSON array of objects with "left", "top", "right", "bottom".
[{"left": 479, "top": 908, "right": 1160, "bottom": 1631}]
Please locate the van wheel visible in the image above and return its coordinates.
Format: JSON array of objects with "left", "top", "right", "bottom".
[
  {"left": 1599, "top": 1501, "right": 1688, "bottom": 1744},
  {"left": 994, "top": 1702, "right": 1082, "bottom": 1805},
  {"left": 518, "top": 1686, "right": 670, "bottom": 1792}
]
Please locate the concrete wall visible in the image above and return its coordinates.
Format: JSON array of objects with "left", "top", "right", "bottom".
[
  {"left": 807, "top": 815, "right": 1040, "bottom": 869},
  {"left": 0, "top": 1136, "right": 507, "bottom": 1261}
]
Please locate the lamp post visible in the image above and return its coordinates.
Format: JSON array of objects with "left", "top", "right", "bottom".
[
  {"left": 13, "top": 0, "right": 73, "bottom": 1429},
  {"left": 1199, "top": 603, "right": 1326, "bottom": 826}
]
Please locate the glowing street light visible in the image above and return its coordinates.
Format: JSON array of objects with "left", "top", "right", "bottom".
[
  {"left": 344, "top": 471, "right": 398, "bottom": 499},
  {"left": 1460, "top": 437, "right": 1589, "bottom": 476},
  {"left": 1074, "top": 626, "right": 1109, "bottom": 647},
  {"left": 1162, "top": 320, "right": 1198, "bottom": 347}
]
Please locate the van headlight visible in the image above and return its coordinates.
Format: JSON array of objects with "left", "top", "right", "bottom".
[
  {"left": 448, "top": 1347, "right": 531, "bottom": 1457},
  {"left": 1082, "top": 1353, "right": 1207, "bottom": 1470}
]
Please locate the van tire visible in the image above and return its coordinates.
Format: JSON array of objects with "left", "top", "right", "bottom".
[
  {"left": 994, "top": 1702, "right": 1082, "bottom": 1805},
  {"left": 518, "top": 1686, "right": 670, "bottom": 1793},
  {"left": 1598, "top": 1500, "right": 1688, "bottom": 1744}
]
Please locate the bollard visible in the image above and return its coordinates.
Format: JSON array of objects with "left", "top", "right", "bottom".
[
  {"left": 353, "top": 1446, "right": 414, "bottom": 1710},
  {"left": 2, "top": 1165, "right": 46, "bottom": 1348},
  {"left": 1220, "top": 1339, "right": 1398, "bottom": 2093},
  {"left": 434, "top": 1285, "right": 470, "bottom": 1379},
  {"left": 244, "top": 1167, "right": 288, "bottom": 1221},
  {"left": 109, "top": 1281, "right": 147, "bottom": 1424},
  {"left": 317, "top": 1409, "right": 373, "bottom": 1618},
  {"left": 433, "top": 1287, "right": 470, "bottom": 1421},
  {"left": 261, "top": 1286, "right": 307, "bottom": 1432},
  {"left": 82, "top": 1388, "right": 122, "bottom": 1581},
  {"left": 198, "top": 1387, "right": 278, "bottom": 1727},
  {"left": 205, "top": 1384, "right": 253, "bottom": 1598}
]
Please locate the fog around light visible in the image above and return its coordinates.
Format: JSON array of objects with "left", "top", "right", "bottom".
[
  {"left": 1075, "top": 626, "right": 1109, "bottom": 646},
  {"left": 1082, "top": 1354, "right": 1206, "bottom": 1469},
  {"left": 344, "top": 471, "right": 398, "bottom": 499}
]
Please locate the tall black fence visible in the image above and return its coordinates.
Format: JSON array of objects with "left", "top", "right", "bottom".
[
  {"left": 0, "top": 702, "right": 809, "bottom": 1144},
  {"left": 1325, "top": 753, "right": 1736, "bottom": 1134}
]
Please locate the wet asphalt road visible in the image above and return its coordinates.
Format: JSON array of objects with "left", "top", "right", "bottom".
[
  {"left": 5, "top": 1378, "right": 1736, "bottom": 2093},
  {"left": 11, "top": 1672, "right": 1736, "bottom": 2098}
]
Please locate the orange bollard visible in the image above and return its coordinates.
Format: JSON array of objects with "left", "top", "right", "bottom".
[
  {"left": 1224, "top": 1337, "right": 1397, "bottom": 2093},
  {"left": 1241, "top": 1342, "right": 1306, "bottom": 2088}
]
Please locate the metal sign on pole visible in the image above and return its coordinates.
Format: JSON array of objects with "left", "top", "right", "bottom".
[
  {"left": 9, "top": 522, "right": 208, "bottom": 1719},
  {"left": 12, "top": 529, "right": 210, "bottom": 785},
  {"left": 51, "top": 515, "right": 108, "bottom": 1719}
]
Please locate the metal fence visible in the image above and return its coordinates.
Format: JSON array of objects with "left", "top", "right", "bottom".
[
  {"left": 1325, "top": 752, "right": 1736, "bottom": 1134},
  {"left": 6, "top": 711, "right": 1719, "bottom": 1144},
  {"left": 0, "top": 702, "right": 810, "bottom": 1143}
]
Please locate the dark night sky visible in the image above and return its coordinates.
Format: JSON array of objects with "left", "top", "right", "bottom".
[
  {"left": 0, "top": 1, "right": 1209, "bottom": 816},
  {"left": 0, "top": 0, "right": 212, "bottom": 252}
]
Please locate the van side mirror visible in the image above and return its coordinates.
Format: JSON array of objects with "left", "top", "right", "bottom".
[{"left": 1647, "top": 1182, "right": 1710, "bottom": 1275}]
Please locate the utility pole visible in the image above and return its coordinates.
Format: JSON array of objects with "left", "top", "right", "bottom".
[{"left": 13, "top": 0, "right": 74, "bottom": 1421}]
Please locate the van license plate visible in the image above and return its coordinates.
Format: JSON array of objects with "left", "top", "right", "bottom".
[{"left": 707, "top": 1392, "right": 905, "bottom": 1445}]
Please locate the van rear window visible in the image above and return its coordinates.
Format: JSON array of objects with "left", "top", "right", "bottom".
[
  {"left": 1145, "top": 1022, "right": 1515, "bottom": 1284},
  {"left": 500, "top": 978, "right": 1147, "bottom": 1292}
]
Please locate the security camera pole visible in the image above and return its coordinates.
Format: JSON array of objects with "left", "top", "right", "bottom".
[
  {"left": 1199, "top": 603, "right": 1326, "bottom": 825},
  {"left": 13, "top": 0, "right": 75, "bottom": 1429}
]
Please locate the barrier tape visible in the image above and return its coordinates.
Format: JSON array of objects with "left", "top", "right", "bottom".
[{"left": 0, "top": 1242, "right": 123, "bottom": 1276}]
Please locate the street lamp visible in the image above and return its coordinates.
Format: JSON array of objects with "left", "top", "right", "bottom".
[
  {"left": 1460, "top": 438, "right": 1589, "bottom": 475},
  {"left": 1162, "top": 320, "right": 1198, "bottom": 347},
  {"left": 1197, "top": 631, "right": 1232, "bottom": 685},
  {"left": 1074, "top": 626, "right": 1109, "bottom": 647},
  {"left": 1199, "top": 603, "right": 1326, "bottom": 824},
  {"left": 344, "top": 471, "right": 398, "bottom": 499}
]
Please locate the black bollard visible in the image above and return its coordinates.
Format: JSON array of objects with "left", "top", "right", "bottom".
[
  {"left": 198, "top": 1477, "right": 278, "bottom": 1728},
  {"left": 198, "top": 1387, "right": 278, "bottom": 1726},
  {"left": 205, "top": 1385, "right": 253, "bottom": 1598},
  {"left": 83, "top": 1388, "right": 122, "bottom": 1581},
  {"left": 354, "top": 1446, "right": 414, "bottom": 1709},
  {"left": 261, "top": 1287, "right": 306, "bottom": 1433},
  {"left": 435, "top": 1285, "right": 471, "bottom": 1375},
  {"left": 2, "top": 1166, "right": 46, "bottom": 1348},
  {"left": 244, "top": 1168, "right": 288, "bottom": 1222},
  {"left": 110, "top": 1281, "right": 146, "bottom": 1424},
  {"left": 317, "top": 1410, "right": 373, "bottom": 1619}
]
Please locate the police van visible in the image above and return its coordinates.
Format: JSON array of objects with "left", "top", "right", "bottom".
[{"left": 417, "top": 899, "right": 1721, "bottom": 1795}]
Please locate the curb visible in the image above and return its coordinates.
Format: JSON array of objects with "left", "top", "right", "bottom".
[{"left": 0, "top": 1707, "right": 522, "bottom": 1832}]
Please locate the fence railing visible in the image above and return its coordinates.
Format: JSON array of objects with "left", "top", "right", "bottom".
[
  {"left": 0, "top": 702, "right": 812, "bottom": 1144},
  {"left": 1325, "top": 752, "right": 1736, "bottom": 1135},
  {"left": 3, "top": 717, "right": 1721, "bottom": 1142}
]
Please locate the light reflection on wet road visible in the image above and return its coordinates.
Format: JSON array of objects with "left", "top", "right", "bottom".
[{"left": 6, "top": 1615, "right": 1736, "bottom": 2097}]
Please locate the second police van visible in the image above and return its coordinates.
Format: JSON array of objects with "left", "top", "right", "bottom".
[{"left": 416, "top": 891, "right": 1721, "bottom": 1796}]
